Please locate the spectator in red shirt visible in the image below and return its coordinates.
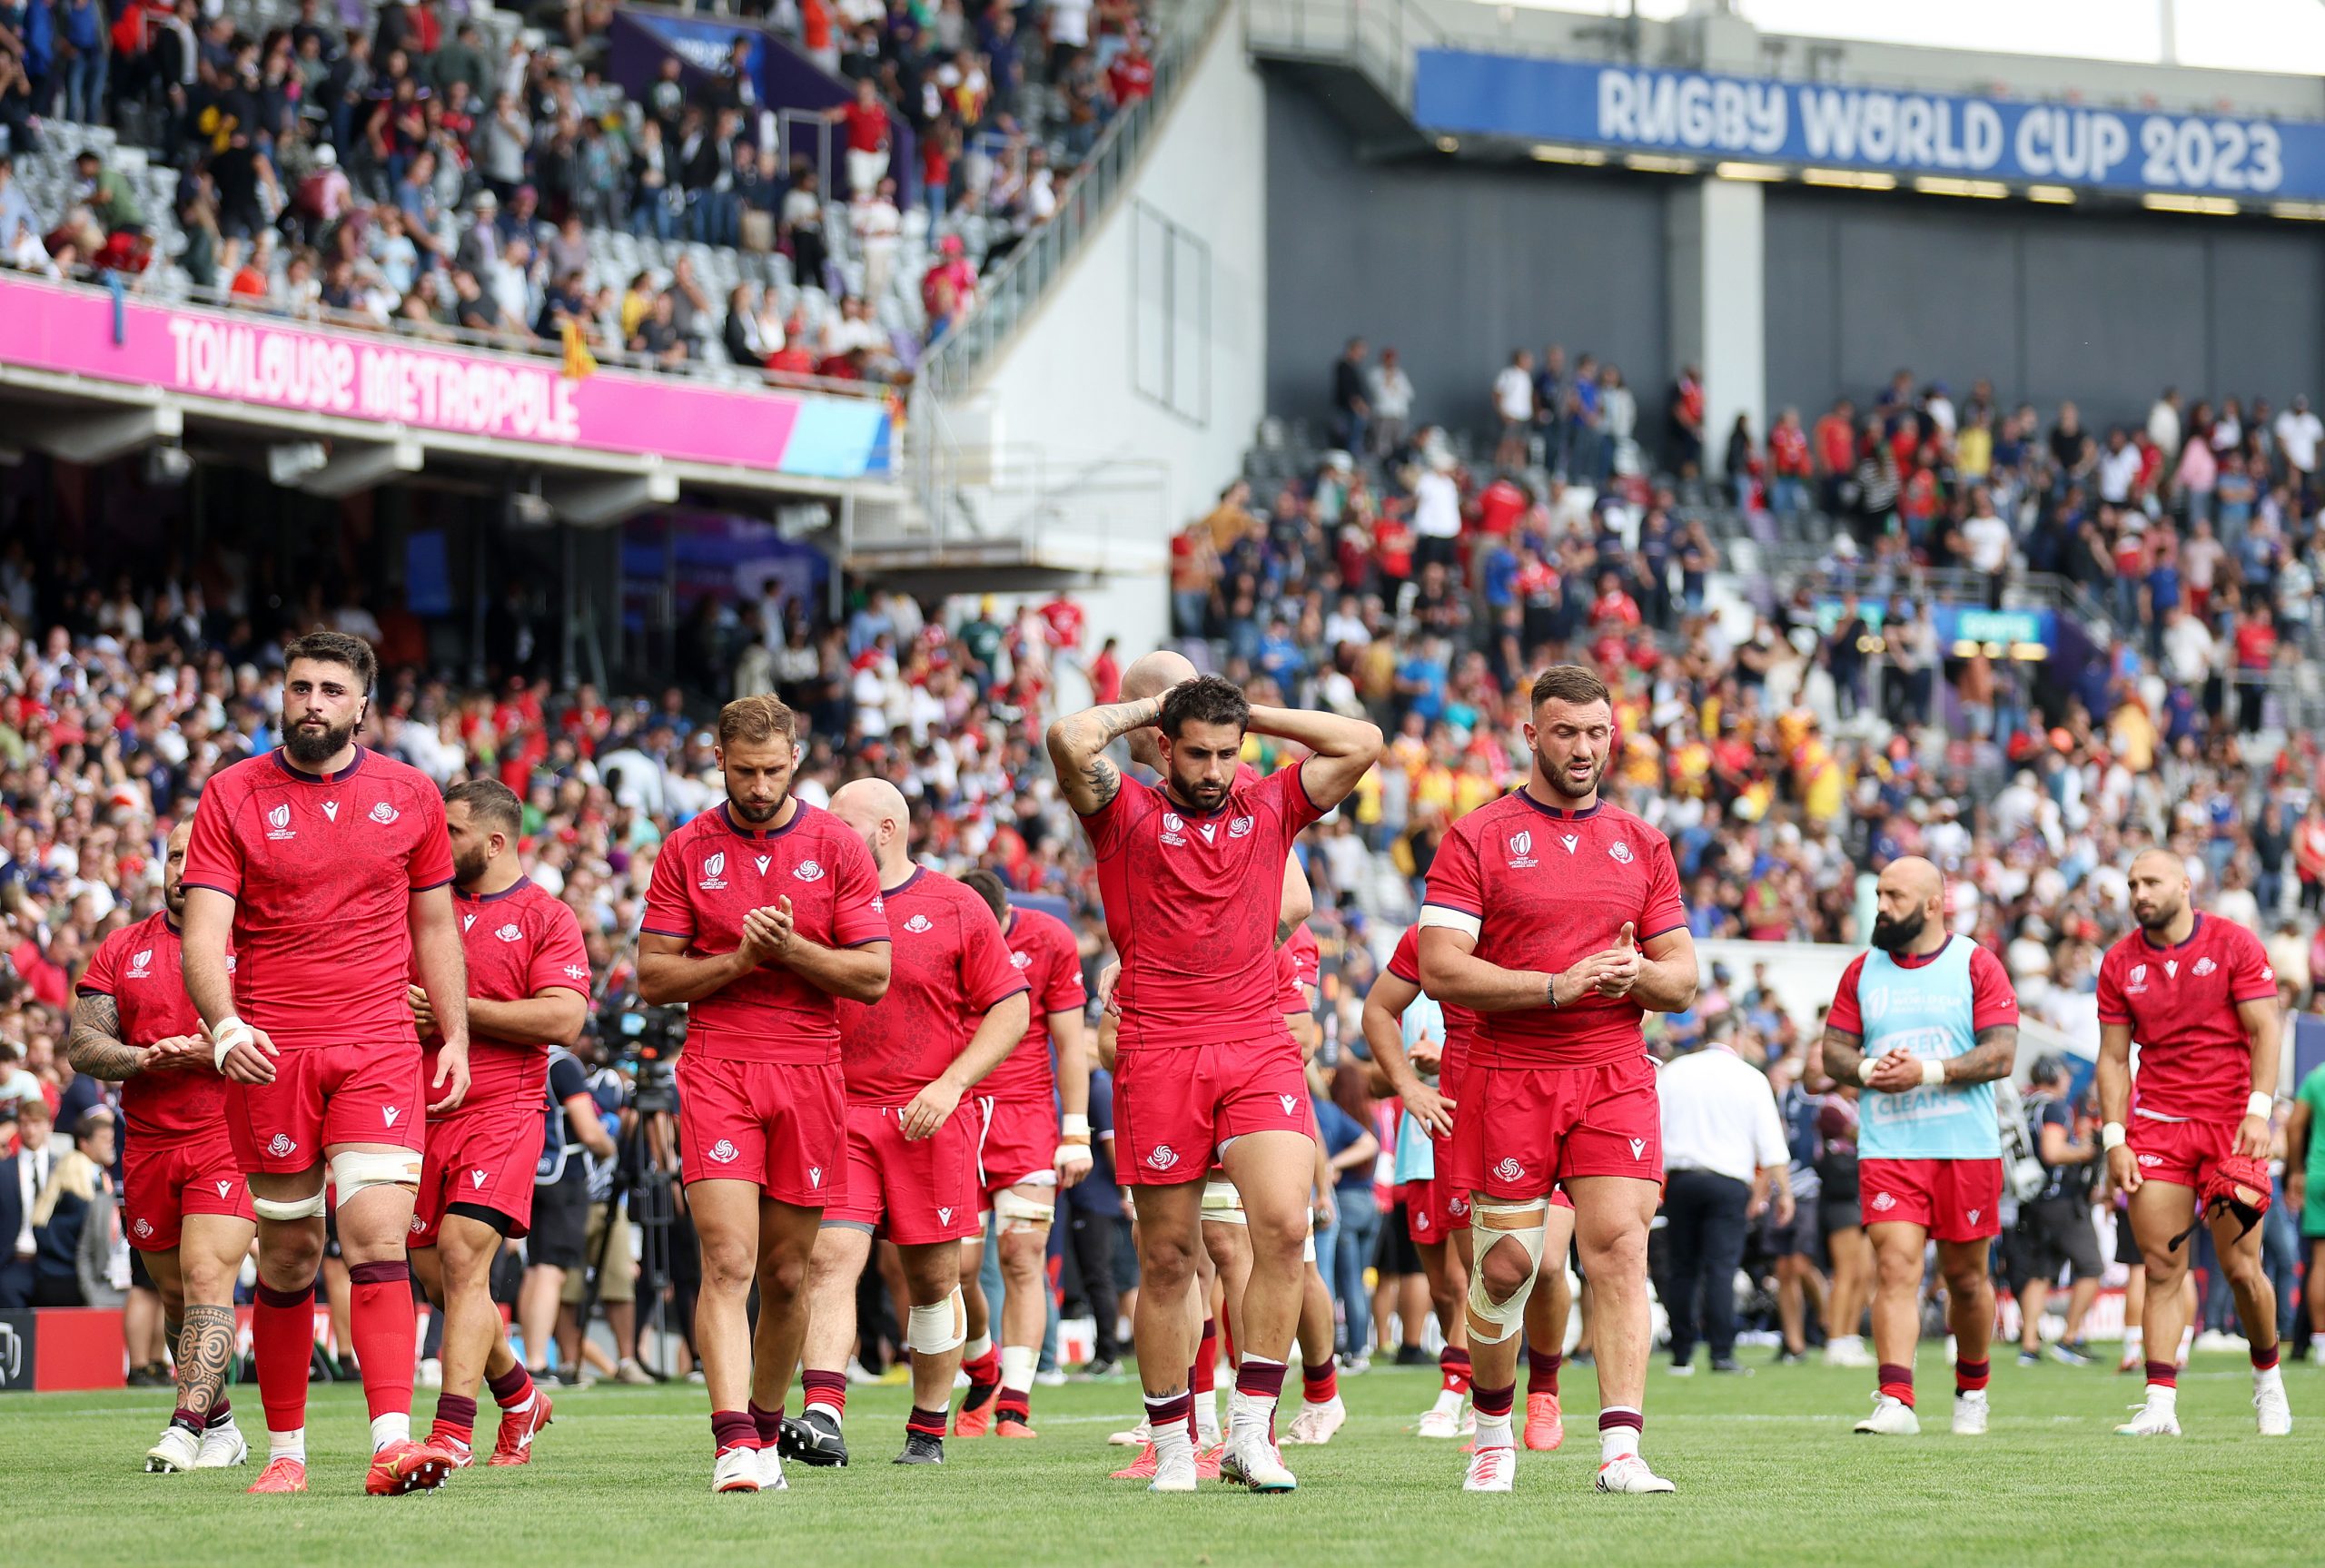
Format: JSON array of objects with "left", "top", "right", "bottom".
[
  {"left": 1088, "top": 637, "right": 1122, "bottom": 705},
  {"left": 1814, "top": 398, "right": 1857, "bottom": 511},
  {"left": 827, "top": 77, "right": 892, "bottom": 198},
  {"left": 1107, "top": 33, "right": 1154, "bottom": 107},
  {"left": 2235, "top": 602, "right": 2278, "bottom": 735},
  {"left": 1768, "top": 407, "right": 1812, "bottom": 517},
  {"left": 1589, "top": 570, "right": 1642, "bottom": 630}
]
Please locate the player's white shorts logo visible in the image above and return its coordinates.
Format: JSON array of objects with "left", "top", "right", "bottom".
[
  {"left": 1871, "top": 1191, "right": 1896, "bottom": 1212},
  {"left": 267, "top": 1133, "right": 296, "bottom": 1158},
  {"left": 129, "top": 949, "right": 153, "bottom": 978},
  {"left": 2192, "top": 957, "right": 2217, "bottom": 977},
  {"left": 133, "top": 1218, "right": 153, "bottom": 1239},
  {"left": 370, "top": 802, "right": 400, "bottom": 824},
  {"left": 470, "top": 1169, "right": 490, "bottom": 1188},
  {"left": 1415, "top": 1210, "right": 1430, "bottom": 1233},
  {"left": 266, "top": 804, "right": 295, "bottom": 840},
  {"left": 2137, "top": 1153, "right": 2163, "bottom": 1168},
  {"left": 1280, "top": 1094, "right": 1299, "bottom": 1115},
  {"left": 216, "top": 1180, "right": 234, "bottom": 1198},
  {"left": 381, "top": 1106, "right": 402, "bottom": 1128},
  {"left": 1146, "top": 1145, "right": 1180, "bottom": 1171},
  {"left": 807, "top": 1166, "right": 822, "bottom": 1188},
  {"left": 707, "top": 1139, "right": 740, "bottom": 1164},
  {"left": 1494, "top": 1157, "right": 1524, "bottom": 1181},
  {"left": 496, "top": 923, "right": 523, "bottom": 942},
  {"left": 1628, "top": 1137, "right": 1647, "bottom": 1159},
  {"left": 795, "top": 860, "right": 825, "bottom": 883},
  {"left": 904, "top": 914, "right": 934, "bottom": 933},
  {"left": 937, "top": 1207, "right": 954, "bottom": 1226},
  {"left": 1608, "top": 841, "right": 1634, "bottom": 864},
  {"left": 1011, "top": 950, "right": 1032, "bottom": 969},
  {"left": 1967, "top": 1208, "right": 1981, "bottom": 1226},
  {"left": 1229, "top": 815, "right": 1254, "bottom": 839}
]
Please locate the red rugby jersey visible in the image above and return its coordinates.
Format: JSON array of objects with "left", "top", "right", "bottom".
[
  {"left": 1388, "top": 923, "right": 1474, "bottom": 1089},
  {"left": 837, "top": 868, "right": 1027, "bottom": 1103},
  {"left": 642, "top": 802, "right": 888, "bottom": 1065},
  {"left": 1420, "top": 791, "right": 1684, "bottom": 1070},
  {"left": 182, "top": 748, "right": 454, "bottom": 1050},
  {"left": 2097, "top": 912, "right": 2276, "bottom": 1122},
  {"left": 1079, "top": 765, "right": 1325, "bottom": 1053},
  {"left": 1278, "top": 924, "right": 1320, "bottom": 1015},
  {"left": 982, "top": 904, "right": 1086, "bottom": 1103},
  {"left": 78, "top": 911, "right": 228, "bottom": 1145},
  {"left": 419, "top": 878, "right": 590, "bottom": 1119}
]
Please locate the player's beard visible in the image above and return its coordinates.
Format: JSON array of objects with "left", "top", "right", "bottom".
[
  {"left": 283, "top": 712, "right": 359, "bottom": 766},
  {"left": 729, "top": 787, "right": 787, "bottom": 825},
  {"left": 2133, "top": 896, "right": 2183, "bottom": 934},
  {"left": 163, "top": 879, "right": 184, "bottom": 922},
  {"left": 1534, "top": 745, "right": 1606, "bottom": 802},
  {"left": 1170, "top": 767, "right": 1228, "bottom": 812},
  {"left": 1869, "top": 910, "right": 1924, "bottom": 952},
  {"left": 451, "top": 842, "right": 490, "bottom": 887}
]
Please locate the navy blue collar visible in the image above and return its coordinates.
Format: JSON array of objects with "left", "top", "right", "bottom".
[
  {"left": 718, "top": 799, "right": 803, "bottom": 840},
  {"left": 459, "top": 876, "right": 532, "bottom": 904},
  {"left": 272, "top": 745, "right": 367, "bottom": 784},
  {"left": 1517, "top": 785, "right": 1601, "bottom": 821},
  {"left": 2140, "top": 912, "right": 2204, "bottom": 951}
]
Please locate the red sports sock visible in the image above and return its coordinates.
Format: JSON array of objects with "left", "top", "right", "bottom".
[
  {"left": 712, "top": 1408, "right": 759, "bottom": 1454},
  {"left": 748, "top": 1401, "right": 785, "bottom": 1447},
  {"left": 2145, "top": 1359, "right": 2178, "bottom": 1389},
  {"left": 253, "top": 1281, "right": 316, "bottom": 1436},
  {"left": 1472, "top": 1382, "right": 1516, "bottom": 1421},
  {"left": 1878, "top": 1363, "right": 1914, "bottom": 1407},
  {"left": 962, "top": 1345, "right": 1001, "bottom": 1390},
  {"left": 905, "top": 1405, "right": 949, "bottom": 1438},
  {"left": 1954, "top": 1357, "right": 1990, "bottom": 1395},
  {"left": 1440, "top": 1345, "right": 1473, "bottom": 1396},
  {"left": 431, "top": 1393, "right": 478, "bottom": 1446},
  {"left": 2251, "top": 1343, "right": 2280, "bottom": 1371},
  {"left": 1527, "top": 1346, "right": 1562, "bottom": 1398},
  {"left": 488, "top": 1364, "right": 534, "bottom": 1410},
  {"left": 802, "top": 1368, "right": 848, "bottom": 1416},
  {"left": 1195, "top": 1318, "right": 1219, "bottom": 1387},
  {"left": 346, "top": 1260, "right": 418, "bottom": 1424},
  {"left": 1301, "top": 1360, "right": 1338, "bottom": 1405},
  {"left": 996, "top": 1385, "right": 1032, "bottom": 1422}
]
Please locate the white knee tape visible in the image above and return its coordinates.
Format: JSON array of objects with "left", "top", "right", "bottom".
[
  {"left": 994, "top": 1190, "right": 1056, "bottom": 1236},
  {"left": 252, "top": 1190, "right": 327, "bottom": 1223},
  {"left": 331, "top": 1149, "right": 422, "bottom": 1203},
  {"left": 1464, "top": 1199, "right": 1548, "bottom": 1345},
  {"left": 1201, "top": 1179, "right": 1247, "bottom": 1223},
  {"left": 906, "top": 1286, "right": 967, "bottom": 1356}
]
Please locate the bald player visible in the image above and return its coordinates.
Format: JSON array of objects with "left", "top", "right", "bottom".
[
  {"left": 2098, "top": 848, "right": 2292, "bottom": 1437},
  {"left": 1819, "top": 857, "right": 2018, "bottom": 1437}
]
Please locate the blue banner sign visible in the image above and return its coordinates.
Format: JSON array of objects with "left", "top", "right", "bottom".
[{"left": 1414, "top": 51, "right": 2325, "bottom": 200}]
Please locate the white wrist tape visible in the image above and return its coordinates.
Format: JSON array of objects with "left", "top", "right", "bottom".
[
  {"left": 211, "top": 1016, "right": 253, "bottom": 1071},
  {"left": 1857, "top": 1059, "right": 1877, "bottom": 1087},
  {"left": 1061, "top": 1113, "right": 1091, "bottom": 1139},
  {"left": 2101, "top": 1121, "right": 2127, "bottom": 1151},
  {"left": 2247, "top": 1092, "right": 2275, "bottom": 1120},
  {"left": 1054, "top": 1142, "right": 1094, "bottom": 1174},
  {"left": 1920, "top": 1059, "right": 1946, "bottom": 1089}
]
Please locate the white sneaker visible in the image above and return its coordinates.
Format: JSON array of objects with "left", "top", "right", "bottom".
[
  {"left": 1824, "top": 1337, "right": 1875, "bottom": 1369},
  {"left": 1462, "top": 1444, "right": 1515, "bottom": 1493},
  {"left": 1854, "top": 1395, "right": 1922, "bottom": 1436},
  {"left": 2309, "top": 1342, "right": 2325, "bottom": 1367},
  {"left": 144, "top": 1425, "right": 201, "bottom": 1474},
  {"left": 1595, "top": 1453, "right": 1677, "bottom": 1494},
  {"left": 1952, "top": 1390, "right": 1989, "bottom": 1436},
  {"left": 1415, "top": 1406, "right": 1463, "bottom": 1440},
  {"left": 416, "top": 1357, "right": 443, "bottom": 1390},
  {"left": 713, "top": 1446, "right": 764, "bottom": 1493},
  {"left": 1281, "top": 1397, "right": 1345, "bottom": 1446},
  {"left": 1459, "top": 1406, "right": 1477, "bottom": 1435},
  {"left": 1221, "top": 1434, "right": 1298, "bottom": 1493},
  {"left": 1667, "top": 1362, "right": 1696, "bottom": 1377},
  {"left": 1109, "top": 1419, "right": 1152, "bottom": 1448},
  {"left": 2256, "top": 1379, "right": 2293, "bottom": 1437},
  {"left": 2194, "top": 1329, "right": 2241, "bottom": 1355},
  {"left": 195, "top": 1419, "right": 249, "bottom": 1469},
  {"left": 758, "top": 1447, "right": 789, "bottom": 1490},
  {"left": 2113, "top": 1401, "right": 2182, "bottom": 1437},
  {"left": 1147, "top": 1438, "right": 1198, "bottom": 1494}
]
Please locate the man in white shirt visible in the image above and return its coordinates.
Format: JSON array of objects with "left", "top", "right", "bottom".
[
  {"left": 1493, "top": 349, "right": 1536, "bottom": 468},
  {"left": 2160, "top": 604, "right": 2213, "bottom": 688},
  {"left": 1960, "top": 489, "right": 2013, "bottom": 576},
  {"left": 2095, "top": 429, "right": 2142, "bottom": 507},
  {"left": 2146, "top": 388, "right": 2182, "bottom": 465},
  {"left": 1412, "top": 453, "right": 1463, "bottom": 575},
  {"left": 2274, "top": 395, "right": 2322, "bottom": 499},
  {"left": 1657, "top": 1021, "right": 1790, "bottom": 1374}
]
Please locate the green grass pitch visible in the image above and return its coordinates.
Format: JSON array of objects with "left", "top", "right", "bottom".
[{"left": 5, "top": 1352, "right": 2315, "bottom": 1567}]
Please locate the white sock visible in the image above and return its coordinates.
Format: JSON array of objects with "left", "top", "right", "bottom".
[
  {"left": 999, "top": 1345, "right": 1038, "bottom": 1395},
  {"left": 371, "top": 1413, "right": 411, "bottom": 1452},
  {"left": 1473, "top": 1410, "right": 1513, "bottom": 1451},
  {"left": 2146, "top": 1383, "right": 2178, "bottom": 1414},
  {"left": 268, "top": 1427, "right": 306, "bottom": 1464},
  {"left": 2255, "top": 1364, "right": 2285, "bottom": 1395},
  {"left": 2122, "top": 1328, "right": 2144, "bottom": 1359},
  {"left": 806, "top": 1397, "right": 843, "bottom": 1421},
  {"left": 1197, "top": 1386, "right": 1222, "bottom": 1445},
  {"left": 2178, "top": 1325, "right": 2197, "bottom": 1361},
  {"left": 1152, "top": 1416, "right": 1193, "bottom": 1464},
  {"left": 1600, "top": 1413, "right": 1641, "bottom": 1464},
  {"left": 1430, "top": 1386, "right": 1465, "bottom": 1416},
  {"left": 965, "top": 1333, "right": 994, "bottom": 1364}
]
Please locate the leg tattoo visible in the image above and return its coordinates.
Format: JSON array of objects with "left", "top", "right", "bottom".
[{"left": 176, "top": 1304, "right": 237, "bottom": 1420}]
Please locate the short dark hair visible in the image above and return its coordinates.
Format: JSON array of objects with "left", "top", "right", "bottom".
[
  {"left": 960, "top": 867, "right": 1009, "bottom": 922},
  {"left": 1529, "top": 664, "right": 1609, "bottom": 711},
  {"left": 717, "top": 695, "right": 797, "bottom": 750},
  {"left": 1160, "top": 675, "right": 1250, "bottom": 738},
  {"left": 282, "top": 628, "right": 379, "bottom": 697},
  {"left": 446, "top": 777, "right": 521, "bottom": 839}
]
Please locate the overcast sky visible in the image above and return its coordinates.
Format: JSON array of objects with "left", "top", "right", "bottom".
[{"left": 1517, "top": 1, "right": 2325, "bottom": 77}]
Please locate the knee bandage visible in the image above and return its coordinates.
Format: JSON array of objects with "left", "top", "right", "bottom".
[
  {"left": 1201, "top": 1179, "right": 1247, "bottom": 1224},
  {"left": 994, "top": 1189, "right": 1056, "bottom": 1237},
  {"left": 906, "top": 1286, "right": 968, "bottom": 1356},
  {"left": 1464, "top": 1198, "right": 1549, "bottom": 1345},
  {"left": 331, "top": 1149, "right": 423, "bottom": 1205},
  {"left": 251, "top": 1189, "right": 328, "bottom": 1223}
]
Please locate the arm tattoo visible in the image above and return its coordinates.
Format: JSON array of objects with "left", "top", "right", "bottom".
[
  {"left": 1951, "top": 1024, "right": 2018, "bottom": 1085},
  {"left": 1819, "top": 1024, "right": 1865, "bottom": 1085},
  {"left": 1079, "top": 754, "right": 1122, "bottom": 808},
  {"left": 173, "top": 1303, "right": 238, "bottom": 1418},
  {"left": 66, "top": 993, "right": 143, "bottom": 1080}
]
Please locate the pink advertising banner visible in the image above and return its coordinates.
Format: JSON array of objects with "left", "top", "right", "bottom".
[{"left": 0, "top": 274, "right": 892, "bottom": 478}]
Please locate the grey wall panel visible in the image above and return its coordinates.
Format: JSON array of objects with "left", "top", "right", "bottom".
[
  {"left": 1265, "top": 74, "right": 1669, "bottom": 435},
  {"left": 1764, "top": 198, "right": 1837, "bottom": 420},
  {"left": 2019, "top": 230, "right": 2208, "bottom": 417},
  {"left": 1834, "top": 209, "right": 2024, "bottom": 410},
  {"left": 2205, "top": 232, "right": 2325, "bottom": 408}
]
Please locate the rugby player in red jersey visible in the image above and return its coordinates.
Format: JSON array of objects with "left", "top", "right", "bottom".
[
  {"left": 404, "top": 780, "right": 589, "bottom": 1468},
  {"left": 1049, "top": 672, "right": 1380, "bottom": 1494},
  {"left": 182, "top": 630, "right": 471, "bottom": 1496},
  {"left": 2098, "top": 849, "right": 2294, "bottom": 1437},
  {"left": 1419, "top": 665, "right": 1696, "bottom": 1495},
  {"left": 952, "top": 869, "right": 1091, "bottom": 1441},
  {"left": 796, "top": 779, "right": 1029, "bottom": 1466},
  {"left": 68, "top": 817, "right": 255, "bottom": 1474},
  {"left": 1362, "top": 925, "right": 1573, "bottom": 1452},
  {"left": 638, "top": 696, "right": 890, "bottom": 1494}
]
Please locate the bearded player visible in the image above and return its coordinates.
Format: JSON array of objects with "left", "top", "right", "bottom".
[
  {"left": 1051, "top": 673, "right": 1379, "bottom": 1494},
  {"left": 1817, "top": 856, "right": 2016, "bottom": 1438},
  {"left": 2100, "top": 849, "right": 2293, "bottom": 1437},
  {"left": 1419, "top": 665, "right": 1694, "bottom": 1496},
  {"left": 1363, "top": 925, "right": 1572, "bottom": 1451},
  {"left": 638, "top": 695, "right": 890, "bottom": 1494},
  {"left": 953, "top": 869, "right": 1091, "bottom": 1441},
  {"left": 406, "top": 780, "right": 589, "bottom": 1467},
  {"left": 183, "top": 630, "right": 470, "bottom": 1496},
  {"left": 68, "top": 817, "right": 255, "bottom": 1474},
  {"left": 796, "top": 779, "right": 1029, "bottom": 1467}
]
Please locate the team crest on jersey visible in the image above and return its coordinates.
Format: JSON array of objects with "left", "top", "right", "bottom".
[
  {"left": 795, "top": 861, "right": 825, "bottom": 883},
  {"left": 1608, "top": 841, "right": 1634, "bottom": 864},
  {"left": 2192, "top": 957, "right": 2217, "bottom": 977},
  {"left": 564, "top": 964, "right": 589, "bottom": 981},
  {"left": 1229, "top": 815, "right": 1254, "bottom": 839},
  {"left": 370, "top": 802, "right": 400, "bottom": 824},
  {"left": 904, "top": 914, "right": 934, "bottom": 933},
  {"left": 267, "top": 1133, "right": 296, "bottom": 1158},
  {"left": 707, "top": 1139, "right": 740, "bottom": 1164},
  {"left": 411, "top": 1217, "right": 427, "bottom": 1235},
  {"left": 700, "top": 852, "right": 728, "bottom": 891},
  {"left": 1280, "top": 1094, "right": 1299, "bottom": 1115},
  {"left": 496, "top": 923, "right": 523, "bottom": 942},
  {"left": 1146, "top": 1145, "right": 1181, "bottom": 1170},
  {"left": 1011, "top": 950, "right": 1032, "bottom": 970},
  {"left": 2137, "top": 1153, "right": 2163, "bottom": 1168},
  {"left": 1160, "top": 813, "right": 1187, "bottom": 848},
  {"left": 128, "top": 949, "right": 153, "bottom": 978},
  {"left": 1494, "top": 1157, "right": 1524, "bottom": 1181},
  {"left": 1414, "top": 1210, "right": 1430, "bottom": 1233},
  {"left": 133, "top": 1218, "right": 153, "bottom": 1239},
  {"left": 1507, "top": 830, "right": 1537, "bottom": 868},
  {"left": 1871, "top": 1191, "right": 1896, "bottom": 1212},
  {"left": 266, "top": 804, "right": 295, "bottom": 841}
]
